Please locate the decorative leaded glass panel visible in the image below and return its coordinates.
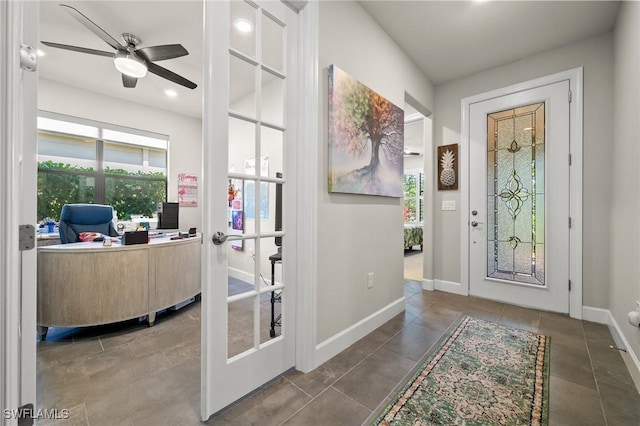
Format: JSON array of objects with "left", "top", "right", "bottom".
[{"left": 487, "top": 103, "right": 545, "bottom": 285}]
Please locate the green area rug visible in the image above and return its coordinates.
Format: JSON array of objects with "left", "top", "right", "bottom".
[{"left": 373, "top": 316, "right": 550, "bottom": 425}]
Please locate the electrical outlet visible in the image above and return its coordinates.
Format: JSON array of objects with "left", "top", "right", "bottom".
[{"left": 367, "top": 272, "right": 374, "bottom": 289}]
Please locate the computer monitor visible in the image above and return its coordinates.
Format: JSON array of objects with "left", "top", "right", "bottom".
[{"left": 157, "top": 202, "right": 179, "bottom": 229}]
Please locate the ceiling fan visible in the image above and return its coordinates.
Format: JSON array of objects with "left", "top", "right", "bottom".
[{"left": 41, "top": 4, "right": 197, "bottom": 89}]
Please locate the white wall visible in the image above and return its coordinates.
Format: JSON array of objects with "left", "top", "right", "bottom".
[
  {"left": 610, "top": 0, "right": 640, "bottom": 370},
  {"left": 433, "top": 33, "right": 614, "bottom": 308},
  {"left": 317, "top": 1, "right": 434, "bottom": 342},
  {"left": 38, "top": 78, "right": 202, "bottom": 231}
]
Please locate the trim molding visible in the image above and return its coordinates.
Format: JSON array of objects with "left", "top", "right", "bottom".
[
  {"left": 228, "top": 267, "right": 281, "bottom": 287},
  {"left": 314, "top": 297, "right": 405, "bottom": 368},
  {"left": 582, "top": 306, "right": 640, "bottom": 392},
  {"left": 582, "top": 306, "right": 610, "bottom": 324},
  {"left": 434, "top": 279, "right": 466, "bottom": 296},
  {"left": 422, "top": 279, "right": 434, "bottom": 291},
  {"left": 294, "top": 0, "right": 319, "bottom": 374}
]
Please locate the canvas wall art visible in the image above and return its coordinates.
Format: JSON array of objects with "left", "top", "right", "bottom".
[
  {"left": 437, "top": 143, "right": 459, "bottom": 191},
  {"left": 328, "top": 65, "right": 404, "bottom": 197}
]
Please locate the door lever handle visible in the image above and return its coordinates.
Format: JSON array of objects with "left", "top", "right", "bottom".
[{"left": 212, "top": 231, "right": 243, "bottom": 245}]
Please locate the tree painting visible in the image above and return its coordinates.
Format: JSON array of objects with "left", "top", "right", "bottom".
[{"left": 328, "top": 65, "right": 404, "bottom": 197}]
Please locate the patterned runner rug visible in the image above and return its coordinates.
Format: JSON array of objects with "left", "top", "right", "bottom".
[{"left": 373, "top": 316, "right": 550, "bottom": 425}]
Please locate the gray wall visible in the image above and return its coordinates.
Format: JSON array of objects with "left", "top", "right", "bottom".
[
  {"left": 610, "top": 0, "right": 640, "bottom": 365},
  {"left": 433, "top": 33, "right": 614, "bottom": 308},
  {"left": 317, "top": 1, "right": 434, "bottom": 341}
]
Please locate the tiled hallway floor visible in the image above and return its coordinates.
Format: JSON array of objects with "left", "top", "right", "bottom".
[{"left": 37, "top": 280, "right": 640, "bottom": 425}]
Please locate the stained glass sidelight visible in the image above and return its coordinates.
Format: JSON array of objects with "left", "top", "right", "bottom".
[{"left": 487, "top": 103, "right": 545, "bottom": 285}]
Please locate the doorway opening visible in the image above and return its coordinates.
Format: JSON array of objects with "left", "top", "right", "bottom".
[
  {"left": 402, "top": 102, "right": 432, "bottom": 288},
  {"left": 36, "top": 1, "right": 205, "bottom": 423}
]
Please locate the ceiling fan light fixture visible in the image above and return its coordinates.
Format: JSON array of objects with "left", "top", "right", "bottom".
[{"left": 114, "top": 51, "right": 147, "bottom": 78}]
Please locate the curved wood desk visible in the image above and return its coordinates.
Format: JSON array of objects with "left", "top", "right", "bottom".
[{"left": 37, "top": 235, "right": 201, "bottom": 338}]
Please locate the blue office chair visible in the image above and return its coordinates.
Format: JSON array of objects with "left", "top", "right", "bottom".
[{"left": 58, "top": 204, "right": 119, "bottom": 244}]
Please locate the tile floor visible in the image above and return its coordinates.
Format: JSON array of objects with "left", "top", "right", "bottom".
[{"left": 36, "top": 280, "right": 640, "bottom": 425}]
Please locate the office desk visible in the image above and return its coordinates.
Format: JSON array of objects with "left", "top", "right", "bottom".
[{"left": 37, "top": 235, "right": 202, "bottom": 338}]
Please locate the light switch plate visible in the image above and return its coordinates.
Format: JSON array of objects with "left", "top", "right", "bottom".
[{"left": 442, "top": 200, "right": 456, "bottom": 211}]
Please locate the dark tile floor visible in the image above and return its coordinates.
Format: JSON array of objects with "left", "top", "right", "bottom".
[{"left": 36, "top": 280, "right": 640, "bottom": 425}]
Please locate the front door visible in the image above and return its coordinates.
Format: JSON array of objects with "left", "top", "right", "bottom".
[
  {"left": 468, "top": 80, "right": 570, "bottom": 313},
  {"left": 201, "top": 0, "right": 298, "bottom": 419}
]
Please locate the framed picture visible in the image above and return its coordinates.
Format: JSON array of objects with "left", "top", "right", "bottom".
[
  {"left": 437, "top": 144, "right": 458, "bottom": 191},
  {"left": 328, "top": 65, "right": 404, "bottom": 197},
  {"left": 231, "top": 210, "right": 244, "bottom": 231}
]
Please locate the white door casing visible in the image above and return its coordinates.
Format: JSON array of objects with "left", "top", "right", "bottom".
[
  {"left": 1, "top": 0, "right": 38, "bottom": 423},
  {"left": 461, "top": 68, "right": 583, "bottom": 318},
  {"left": 201, "top": 0, "right": 299, "bottom": 419}
]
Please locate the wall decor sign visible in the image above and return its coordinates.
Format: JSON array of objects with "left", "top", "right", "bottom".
[
  {"left": 328, "top": 64, "right": 404, "bottom": 197},
  {"left": 437, "top": 144, "right": 459, "bottom": 191},
  {"left": 178, "top": 173, "right": 198, "bottom": 206}
]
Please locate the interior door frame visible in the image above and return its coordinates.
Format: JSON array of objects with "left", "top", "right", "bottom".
[
  {"left": 460, "top": 68, "right": 583, "bottom": 319},
  {"left": 0, "top": 0, "right": 38, "bottom": 423}
]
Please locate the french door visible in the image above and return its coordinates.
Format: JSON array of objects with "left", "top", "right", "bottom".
[
  {"left": 467, "top": 80, "right": 571, "bottom": 313},
  {"left": 201, "top": 0, "right": 298, "bottom": 419},
  {"left": 1, "top": 1, "right": 39, "bottom": 423}
]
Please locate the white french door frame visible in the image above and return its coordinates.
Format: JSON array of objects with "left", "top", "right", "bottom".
[
  {"left": 201, "top": 0, "right": 318, "bottom": 419},
  {"left": 1, "top": 1, "right": 38, "bottom": 424},
  {"left": 460, "top": 68, "right": 583, "bottom": 319}
]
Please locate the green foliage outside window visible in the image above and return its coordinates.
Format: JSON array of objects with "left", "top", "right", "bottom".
[
  {"left": 403, "top": 172, "right": 424, "bottom": 223},
  {"left": 37, "top": 161, "right": 95, "bottom": 221},
  {"left": 403, "top": 174, "right": 417, "bottom": 222},
  {"left": 38, "top": 161, "right": 166, "bottom": 221},
  {"left": 105, "top": 168, "right": 166, "bottom": 220}
]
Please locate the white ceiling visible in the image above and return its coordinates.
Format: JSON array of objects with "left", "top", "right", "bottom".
[
  {"left": 39, "top": 1, "right": 204, "bottom": 119},
  {"left": 360, "top": 0, "right": 621, "bottom": 85},
  {"left": 38, "top": 1, "right": 621, "bottom": 122}
]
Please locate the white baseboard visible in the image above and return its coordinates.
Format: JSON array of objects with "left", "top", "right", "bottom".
[
  {"left": 434, "top": 279, "right": 467, "bottom": 296},
  {"left": 228, "top": 267, "right": 254, "bottom": 284},
  {"left": 228, "top": 267, "right": 279, "bottom": 287},
  {"left": 582, "top": 306, "right": 611, "bottom": 324},
  {"left": 422, "top": 279, "right": 434, "bottom": 291},
  {"left": 583, "top": 305, "right": 640, "bottom": 393},
  {"left": 314, "top": 297, "right": 405, "bottom": 368}
]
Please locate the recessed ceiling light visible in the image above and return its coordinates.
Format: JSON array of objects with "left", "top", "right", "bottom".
[
  {"left": 164, "top": 89, "right": 178, "bottom": 98},
  {"left": 37, "top": 49, "right": 46, "bottom": 57},
  {"left": 234, "top": 18, "right": 253, "bottom": 33}
]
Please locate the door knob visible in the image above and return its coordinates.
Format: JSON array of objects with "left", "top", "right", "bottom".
[
  {"left": 471, "top": 221, "right": 484, "bottom": 227},
  {"left": 212, "top": 231, "right": 243, "bottom": 245}
]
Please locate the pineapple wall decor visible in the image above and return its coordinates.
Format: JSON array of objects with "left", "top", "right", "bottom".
[{"left": 438, "top": 144, "right": 458, "bottom": 190}]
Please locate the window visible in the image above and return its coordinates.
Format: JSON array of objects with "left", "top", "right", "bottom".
[
  {"left": 37, "top": 112, "right": 169, "bottom": 221},
  {"left": 403, "top": 170, "right": 424, "bottom": 223}
]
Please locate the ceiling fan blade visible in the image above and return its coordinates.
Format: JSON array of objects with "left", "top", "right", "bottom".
[
  {"left": 41, "top": 41, "right": 113, "bottom": 57},
  {"left": 147, "top": 62, "right": 197, "bottom": 89},
  {"left": 136, "top": 44, "right": 189, "bottom": 62},
  {"left": 122, "top": 74, "right": 138, "bottom": 88},
  {"left": 60, "top": 4, "right": 124, "bottom": 51}
]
